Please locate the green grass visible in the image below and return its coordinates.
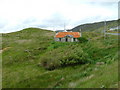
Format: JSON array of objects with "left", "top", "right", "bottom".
[{"left": 2, "top": 28, "right": 119, "bottom": 88}]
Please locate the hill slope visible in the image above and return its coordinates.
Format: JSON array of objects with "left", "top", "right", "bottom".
[
  {"left": 69, "top": 19, "right": 118, "bottom": 32},
  {"left": 2, "top": 27, "right": 118, "bottom": 88}
]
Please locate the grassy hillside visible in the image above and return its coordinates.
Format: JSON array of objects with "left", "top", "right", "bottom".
[
  {"left": 2, "top": 27, "right": 118, "bottom": 88},
  {"left": 70, "top": 19, "right": 118, "bottom": 32}
]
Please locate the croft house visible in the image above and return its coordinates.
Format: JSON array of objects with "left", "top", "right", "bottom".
[{"left": 54, "top": 32, "right": 81, "bottom": 42}]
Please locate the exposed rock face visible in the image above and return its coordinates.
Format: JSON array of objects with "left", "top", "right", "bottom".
[{"left": 96, "top": 62, "right": 105, "bottom": 65}]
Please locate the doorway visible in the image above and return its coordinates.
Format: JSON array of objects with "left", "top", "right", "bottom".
[
  {"left": 73, "top": 38, "right": 76, "bottom": 42},
  {"left": 65, "top": 38, "right": 68, "bottom": 42}
]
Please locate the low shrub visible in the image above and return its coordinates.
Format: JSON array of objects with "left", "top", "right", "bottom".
[
  {"left": 77, "top": 37, "right": 88, "bottom": 43},
  {"left": 47, "top": 41, "right": 71, "bottom": 50},
  {"left": 40, "top": 45, "right": 91, "bottom": 70}
]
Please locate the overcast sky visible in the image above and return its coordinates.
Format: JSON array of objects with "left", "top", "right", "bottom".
[{"left": 0, "top": 0, "right": 119, "bottom": 33}]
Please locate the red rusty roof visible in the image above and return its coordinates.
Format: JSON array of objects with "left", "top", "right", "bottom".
[{"left": 55, "top": 32, "right": 80, "bottom": 38}]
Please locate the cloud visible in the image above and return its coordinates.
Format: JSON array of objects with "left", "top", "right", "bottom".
[
  {"left": 0, "top": 20, "right": 7, "bottom": 29},
  {"left": 0, "top": 0, "right": 118, "bottom": 33}
]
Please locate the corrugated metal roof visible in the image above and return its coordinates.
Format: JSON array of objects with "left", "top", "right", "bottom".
[{"left": 55, "top": 32, "right": 80, "bottom": 38}]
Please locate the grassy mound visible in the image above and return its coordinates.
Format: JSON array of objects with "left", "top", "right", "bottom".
[
  {"left": 40, "top": 44, "right": 91, "bottom": 70},
  {"left": 2, "top": 28, "right": 118, "bottom": 88}
]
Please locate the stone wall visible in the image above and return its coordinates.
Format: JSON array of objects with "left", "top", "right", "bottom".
[{"left": 55, "top": 37, "right": 79, "bottom": 42}]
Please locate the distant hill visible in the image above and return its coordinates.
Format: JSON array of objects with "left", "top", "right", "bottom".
[
  {"left": 55, "top": 30, "right": 65, "bottom": 33},
  {"left": 68, "top": 19, "right": 119, "bottom": 32}
]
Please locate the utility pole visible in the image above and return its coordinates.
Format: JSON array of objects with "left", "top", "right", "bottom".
[
  {"left": 104, "top": 20, "right": 106, "bottom": 39},
  {"left": 79, "top": 28, "right": 82, "bottom": 37}
]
